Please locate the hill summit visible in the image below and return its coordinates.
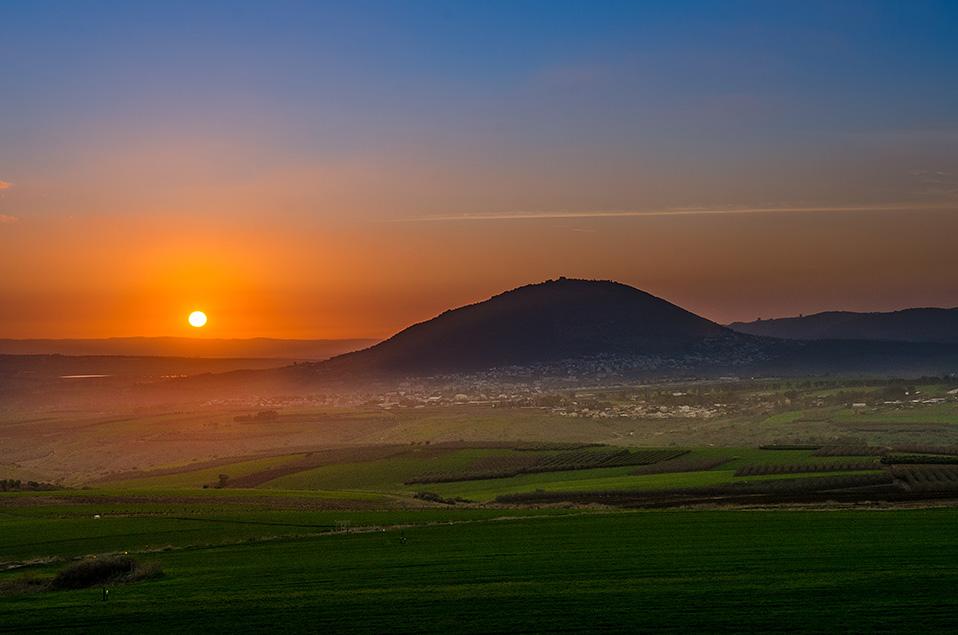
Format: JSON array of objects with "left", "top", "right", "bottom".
[{"left": 322, "top": 278, "right": 733, "bottom": 374}]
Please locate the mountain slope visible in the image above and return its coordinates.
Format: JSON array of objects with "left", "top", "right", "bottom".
[
  {"left": 320, "top": 278, "right": 734, "bottom": 374},
  {"left": 728, "top": 308, "right": 958, "bottom": 343}
]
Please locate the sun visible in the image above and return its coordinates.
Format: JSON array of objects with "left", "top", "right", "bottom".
[{"left": 188, "top": 310, "right": 208, "bottom": 328}]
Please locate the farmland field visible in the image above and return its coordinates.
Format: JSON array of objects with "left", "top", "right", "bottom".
[
  {"left": 5, "top": 377, "right": 958, "bottom": 631},
  {"left": 5, "top": 377, "right": 958, "bottom": 487},
  {"left": 3, "top": 499, "right": 958, "bottom": 632},
  {"left": 89, "top": 445, "right": 895, "bottom": 502}
]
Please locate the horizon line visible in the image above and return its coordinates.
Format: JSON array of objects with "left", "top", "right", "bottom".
[{"left": 3, "top": 302, "right": 958, "bottom": 343}]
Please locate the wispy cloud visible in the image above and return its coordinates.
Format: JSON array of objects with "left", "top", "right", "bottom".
[
  {"left": 910, "top": 169, "right": 958, "bottom": 198},
  {"left": 0, "top": 181, "right": 18, "bottom": 223},
  {"left": 394, "top": 203, "right": 957, "bottom": 223}
]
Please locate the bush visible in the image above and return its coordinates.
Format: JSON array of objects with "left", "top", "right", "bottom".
[
  {"left": 0, "top": 573, "right": 48, "bottom": 596},
  {"left": 883, "top": 454, "right": 958, "bottom": 465},
  {"left": 632, "top": 456, "right": 731, "bottom": 475},
  {"left": 50, "top": 556, "right": 162, "bottom": 590},
  {"left": 735, "top": 461, "right": 880, "bottom": 476},
  {"left": 412, "top": 491, "right": 468, "bottom": 505},
  {"left": 759, "top": 444, "right": 822, "bottom": 451},
  {"left": 813, "top": 446, "right": 888, "bottom": 457},
  {"left": 0, "top": 479, "right": 60, "bottom": 491}
]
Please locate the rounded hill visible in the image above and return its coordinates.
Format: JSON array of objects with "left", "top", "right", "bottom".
[{"left": 322, "top": 278, "right": 732, "bottom": 374}]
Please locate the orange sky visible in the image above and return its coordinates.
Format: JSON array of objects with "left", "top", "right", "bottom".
[
  {"left": 2, "top": 3, "right": 957, "bottom": 339},
  {"left": 2, "top": 203, "right": 958, "bottom": 339}
]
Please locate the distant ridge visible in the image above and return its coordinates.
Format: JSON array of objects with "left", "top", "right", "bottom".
[
  {"left": 319, "top": 278, "right": 736, "bottom": 375},
  {"left": 0, "top": 337, "right": 377, "bottom": 360},
  {"left": 728, "top": 307, "right": 958, "bottom": 343}
]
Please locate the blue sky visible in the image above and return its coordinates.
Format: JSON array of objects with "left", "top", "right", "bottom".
[{"left": 4, "top": 0, "right": 957, "bottom": 212}]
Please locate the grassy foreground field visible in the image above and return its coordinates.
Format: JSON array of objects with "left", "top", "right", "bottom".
[{"left": 3, "top": 501, "right": 958, "bottom": 632}]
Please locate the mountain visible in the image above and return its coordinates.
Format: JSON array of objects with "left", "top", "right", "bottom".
[
  {"left": 318, "top": 278, "right": 736, "bottom": 375},
  {"left": 728, "top": 308, "right": 958, "bottom": 344},
  {"left": 0, "top": 337, "right": 377, "bottom": 360},
  {"left": 7, "top": 280, "right": 958, "bottom": 409}
]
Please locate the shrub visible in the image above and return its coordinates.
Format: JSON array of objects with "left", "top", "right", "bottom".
[
  {"left": 50, "top": 556, "right": 163, "bottom": 590},
  {"left": 412, "top": 491, "right": 467, "bottom": 505},
  {"left": 631, "top": 456, "right": 731, "bottom": 475},
  {"left": 890, "top": 445, "right": 958, "bottom": 457},
  {"left": 759, "top": 444, "right": 822, "bottom": 451},
  {"left": 735, "top": 461, "right": 881, "bottom": 476},
  {"left": 0, "top": 573, "right": 48, "bottom": 596},
  {"left": 0, "top": 479, "right": 60, "bottom": 491},
  {"left": 883, "top": 454, "right": 958, "bottom": 465},
  {"left": 813, "top": 446, "right": 888, "bottom": 457}
]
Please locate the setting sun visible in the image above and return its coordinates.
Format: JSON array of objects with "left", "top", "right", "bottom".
[{"left": 188, "top": 311, "right": 208, "bottom": 328}]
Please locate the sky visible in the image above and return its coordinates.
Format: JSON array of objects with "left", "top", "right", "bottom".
[{"left": 1, "top": 0, "right": 957, "bottom": 339}]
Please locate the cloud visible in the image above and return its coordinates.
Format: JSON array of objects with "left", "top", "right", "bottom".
[
  {"left": 909, "top": 169, "right": 958, "bottom": 198},
  {"left": 395, "top": 203, "right": 958, "bottom": 223},
  {"left": 0, "top": 214, "right": 18, "bottom": 224},
  {"left": 0, "top": 181, "right": 11, "bottom": 190}
]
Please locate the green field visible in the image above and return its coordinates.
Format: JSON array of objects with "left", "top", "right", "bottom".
[
  {"left": 4, "top": 378, "right": 958, "bottom": 631},
  {"left": 100, "top": 454, "right": 309, "bottom": 489},
  {"left": 5, "top": 378, "right": 958, "bottom": 489},
  {"left": 94, "top": 446, "right": 889, "bottom": 502},
  {"left": 3, "top": 501, "right": 958, "bottom": 632}
]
